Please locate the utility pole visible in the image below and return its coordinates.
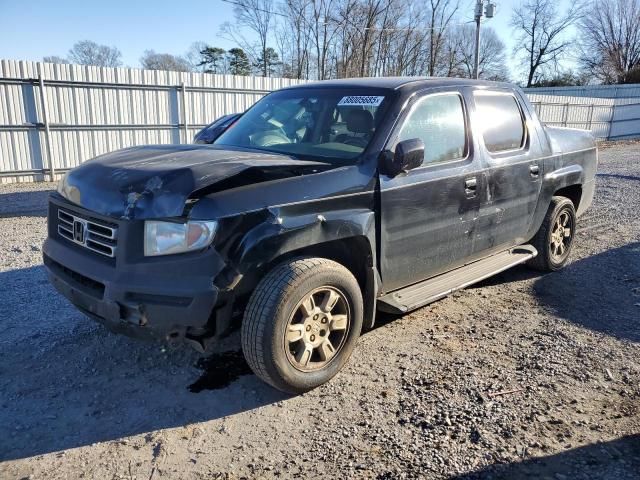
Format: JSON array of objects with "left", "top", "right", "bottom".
[{"left": 473, "top": 0, "right": 496, "bottom": 80}]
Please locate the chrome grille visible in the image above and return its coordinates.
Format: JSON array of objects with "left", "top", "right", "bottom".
[{"left": 57, "top": 209, "right": 118, "bottom": 258}]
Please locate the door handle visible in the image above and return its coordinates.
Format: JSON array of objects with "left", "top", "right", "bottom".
[
  {"left": 529, "top": 164, "right": 540, "bottom": 177},
  {"left": 464, "top": 178, "right": 477, "bottom": 197}
]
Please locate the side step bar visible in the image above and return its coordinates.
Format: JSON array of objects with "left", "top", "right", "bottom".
[{"left": 377, "top": 245, "right": 537, "bottom": 314}]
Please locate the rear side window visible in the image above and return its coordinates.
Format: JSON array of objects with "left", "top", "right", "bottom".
[
  {"left": 474, "top": 92, "right": 526, "bottom": 153},
  {"left": 397, "top": 93, "right": 466, "bottom": 165}
]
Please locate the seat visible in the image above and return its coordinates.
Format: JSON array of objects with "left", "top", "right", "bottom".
[{"left": 335, "top": 110, "right": 374, "bottom": 147}]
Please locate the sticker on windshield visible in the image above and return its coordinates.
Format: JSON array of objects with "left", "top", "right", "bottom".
[{"left": 338, "top": 95, "right": 385, "bottom": 107}]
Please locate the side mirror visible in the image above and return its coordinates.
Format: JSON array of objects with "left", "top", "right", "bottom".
[{"left": 384, "top": 138, "right": 425, "bottom": 176}]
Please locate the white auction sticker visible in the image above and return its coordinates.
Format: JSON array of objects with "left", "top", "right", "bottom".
[{"left": 338, "top": 95, "right": 385, "bottom": 107}]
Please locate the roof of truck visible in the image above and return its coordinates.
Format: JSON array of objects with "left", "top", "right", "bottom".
[{"left": 282, "top": 76, "right": 515, "bottom": 92}]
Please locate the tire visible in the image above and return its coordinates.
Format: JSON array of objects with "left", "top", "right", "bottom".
[
  {"left": 527, "top": 196, "right": 577, "bottom": 272},
  {"left": 241, "top": 257, "right": 363, "bottom": 394}
]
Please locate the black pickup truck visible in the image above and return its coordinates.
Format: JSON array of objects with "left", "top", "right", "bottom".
[{"left": 44, "top": 77, "right": 597, "bottom": 393}]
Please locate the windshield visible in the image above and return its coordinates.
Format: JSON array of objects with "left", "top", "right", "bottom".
[{"left": 214, "top": 88, "right": 392, "bottom": 162}]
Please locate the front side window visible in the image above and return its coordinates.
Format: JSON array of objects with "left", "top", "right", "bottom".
[
  {"left": 214, "top": 88, "right": 391, "bottom": 163},
  {"left": 474, "top": 92, "right": 526, "bottom": 153},
  {"left": 396, "top": 93, "right": 467, "bottom": 165}
]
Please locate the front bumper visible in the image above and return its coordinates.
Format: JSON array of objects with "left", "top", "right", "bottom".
[{"left": 43, "top": 196, "right": 226, "bottom": 341}]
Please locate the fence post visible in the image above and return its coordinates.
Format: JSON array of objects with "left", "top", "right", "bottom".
[
  {"left": 21, "top": 82, "right": 45, "bottom": 176},
  {"left": 37, "top": 67, "right": 56, "bottom": 181},
  {"left": 168, "top": 87, "right": 181, "bottom": 144},
  {"left": 587, "top": 104, "right": 594, "bottom": 131},
  {"left": 607, "top": 104, "right": 615, "bottom": 140},
  {"left": 181, "top": 82, "right": 188, "bottom": 143},
  {"left": 563, "top": 103, "right": 570, "bottom": 127}
]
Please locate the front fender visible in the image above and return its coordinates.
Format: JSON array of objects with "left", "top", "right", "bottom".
[{"left": 233, "top": 207, "right": 376, "bottom": 274}]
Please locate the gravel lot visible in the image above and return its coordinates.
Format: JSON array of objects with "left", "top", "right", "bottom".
[{"left": 1, "top": 142, "right": 639, "bottom": 479}]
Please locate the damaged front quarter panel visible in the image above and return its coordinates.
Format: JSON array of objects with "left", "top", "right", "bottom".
[{"left": 189, "top": 161, "right": 378, "bottom": 290}]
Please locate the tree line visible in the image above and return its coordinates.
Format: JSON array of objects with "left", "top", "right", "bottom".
[{"left": 43, "top": 0, "right": 640, "bottom": 86}]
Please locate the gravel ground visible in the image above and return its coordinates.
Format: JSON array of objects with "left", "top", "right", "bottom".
[{"left": 1, "top": 142, "right": 639, "bottom": 479}]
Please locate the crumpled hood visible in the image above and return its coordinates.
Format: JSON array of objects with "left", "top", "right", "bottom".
[{"left": 58, "top": 144, "right": 328, "bottom": 220}]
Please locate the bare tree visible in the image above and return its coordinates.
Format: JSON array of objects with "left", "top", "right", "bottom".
[
  {"left": 140, "top": 50, "right": 192, "bottom": 72},
  {"left": 426, "top": 0, "right": 460, "bottom": 77},
  {"left": 510, "top": 0, "right": 581, "bottom": 87},
  {"left": 358, "top": 0, "right": 389, "bottom": 77},
  {"left": 222, "top": 0, "right": 274, "bottom": 76},
  {"left": 449, "top": 25, "right": 509, "bottom": 80},
  {"left": 222, "top": 0, "right": 506, "bottom": 81},
  {"left": 185, "top": 41, "right": 210, "bottom": 72},
  {"left": 276, "top": 0, "right": 313, "bottom": 79},
  {"left": 310, "top": 0, "right": 344, "bottom": 80},
  {"left": 578, "top": 0, "right": 640, "bottom": 84},
  {"left": 43, "top": 56, "right": 70, "bottom": 64},
  {"left": 68, "top": 40, "right": 122, "bottom": 67}
]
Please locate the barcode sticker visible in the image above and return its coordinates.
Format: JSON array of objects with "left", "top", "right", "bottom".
[{"left": 338, "top": 96, "right": 385, "bottom": 107}]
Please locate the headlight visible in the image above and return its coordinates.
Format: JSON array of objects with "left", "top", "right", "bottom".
[{"left": 144, "top": 220, "right": 218, "bottom": 256}]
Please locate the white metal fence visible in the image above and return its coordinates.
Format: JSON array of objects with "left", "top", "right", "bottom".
[
  {"left": 525, "top": 85, "right": 640, "bottom": 141},
  {"left": 1, "top": 59, "right": 638, "bottom": 183},
  {"left": 0, "top": 60, "right": 304, "bottom": 183}
]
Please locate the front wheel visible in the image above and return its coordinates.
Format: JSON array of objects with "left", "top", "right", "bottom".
[
  {"left": 527, "top": 196, "right": 577, "bottom": 272},
  {"left": 241, "top": 257, "right": 363, "bottom": 394}
]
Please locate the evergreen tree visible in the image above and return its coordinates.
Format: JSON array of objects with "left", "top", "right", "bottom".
[
  {"left": 254, "top": 47, "right": 281, "bottom": 77},
  {"left": 198, "top": 47, "right": 227, "bottom": 73},
  {"left": 227, "top": 48, "right": 251, "bottom": 76}
]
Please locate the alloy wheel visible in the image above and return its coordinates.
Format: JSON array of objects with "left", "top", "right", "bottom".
[
  {"left": 549, "top": 209, "right": 573, "bottom": 261},
  {"left": 284, "top": 286, "right": 351, "bottom": 372}
]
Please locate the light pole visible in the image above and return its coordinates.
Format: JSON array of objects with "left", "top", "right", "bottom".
[{"left": 473, "top": 0, "right": 496, "bottom": 80}]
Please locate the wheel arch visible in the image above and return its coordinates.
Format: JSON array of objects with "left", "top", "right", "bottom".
[
  {"left": 553, "top": 184, "right": 583, "bottom": 210},
  {"left": 221, "top": 210, "right": 379, "bottom": 331},
  {"left": 526, "top": 164, "right": 585, "bottom": 241}
]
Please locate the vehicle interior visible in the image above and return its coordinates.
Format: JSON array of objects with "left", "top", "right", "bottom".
[{"left": 214, "top": 91, "right": 387, "bottom": 160}]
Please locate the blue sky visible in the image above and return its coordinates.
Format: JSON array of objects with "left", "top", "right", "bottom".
[{"left": 0, "top": 0, "right": 575, "bottom": 80}]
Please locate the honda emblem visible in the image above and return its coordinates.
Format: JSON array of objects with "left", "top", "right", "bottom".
[{"left": 73, "top": 220, "right": 86, "bottom": 243}]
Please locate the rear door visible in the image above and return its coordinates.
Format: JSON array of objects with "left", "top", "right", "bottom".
[
  {"left": 379, "top": 88, "right": 484, "bottom": 292},
  {"left": 471, "top": 89, "right": 544, "bottom": 254}
]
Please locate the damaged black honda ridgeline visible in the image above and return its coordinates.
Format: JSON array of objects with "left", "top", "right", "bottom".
[{"left": 44, "top": 77, "right": 597, "bottom": 393}]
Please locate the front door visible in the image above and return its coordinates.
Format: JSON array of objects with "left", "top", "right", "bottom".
[{"left": 379, "top": 89, "right": 484, "bottom": 292}]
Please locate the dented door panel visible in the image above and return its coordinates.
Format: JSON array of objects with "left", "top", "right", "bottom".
[
  {"left": 378, "top": 87, "right": 483, "bottom": 292},
  {"left": 470, "top": 88, "right": 544, "bottom": 255}
]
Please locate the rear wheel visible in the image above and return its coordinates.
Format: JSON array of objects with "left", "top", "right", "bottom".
[
  {"left": 527, "top": 196, "right": 576, "bottom": 272},
  {"left": 241, "top": 257, "right": 363, "bottom": 394}
]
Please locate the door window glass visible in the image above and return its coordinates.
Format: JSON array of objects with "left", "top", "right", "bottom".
[
  {"left": 397, "top": 94, "right": 467, "bottom": 164},
  {"left": 474, "top": 92, "right": 526, "bottom": 153}
]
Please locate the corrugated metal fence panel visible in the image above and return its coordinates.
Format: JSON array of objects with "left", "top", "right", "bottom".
[
  {"left": 0, "top": 59, "right": 305, "bottom": 182},
  {"left": 0, "top": 80, "right": 33, "bottom": 176},
  {"left": 0, "top": 82, "right": 26, "bottom": 124},
  {"left": 526, "top": 94, "right": 615, "bottom": 139},
  {"left": 185, "top": 89, "right": 265, "bottom": 127},
  {"left": 526, "top": 93, "right": 615, "bottom": 105},
  {"left": 525, "top": 85, "right": 640, "bottom": 140},
  {"left": 525, "top": 84, "right": 640, "bottom": 99},
  {"left": 610, "top": 103, "right": 640, "bottom": 139}
]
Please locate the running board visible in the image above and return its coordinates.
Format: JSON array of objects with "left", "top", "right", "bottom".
[{"left": 377, "top": 245, "right": 537, "bottom": 314}]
